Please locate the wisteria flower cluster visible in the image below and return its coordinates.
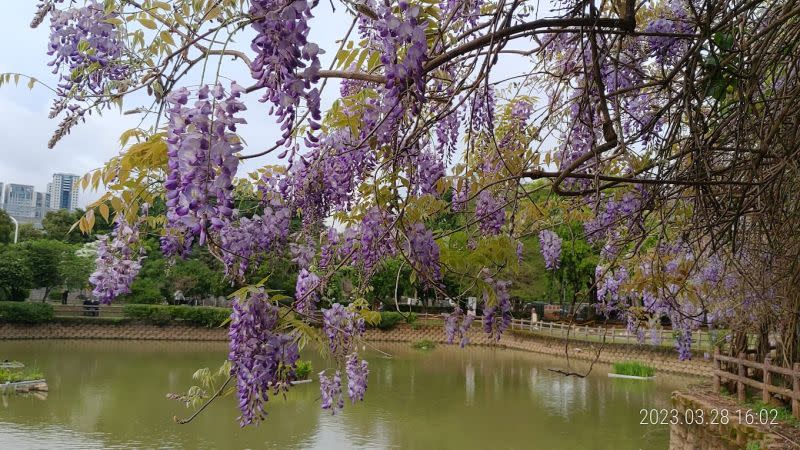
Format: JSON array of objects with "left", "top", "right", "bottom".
[
  {"left": 444, "top": 307, "right": 475, "bottom": 347},
  {"left": 404, "top": 223, "right": 442, "bottom": 285},
  {"left": 318, "top": 370, "right": 344, "bottom": 414},
  {"left": 322, "top": 303, "right": 365, "bottom": 356},
  {"left": 373, "top": 1, "right": 429, "bottom": 110},
  {"left": 89, "top": 214, "right": 143, "bottom": 304},
  {"left": 294, "top": 268, "right": 321, "bottom": 315},
  {"left": 475, "top": 190, "right": 505, "bottom": 235},
  {"left": 345, "top": 352, "right": 369, "bottom": 403},
  {"left": 228, "top": 293, "right": 300, "bottom": 426},
  {"left": 249, "top": 0, "right": 323, "bottom": 153},
  {"left": 538, "top": 230, "right": 562, "bottom": 271},
  {"left": 162, "top": 82, "right": 246, "bottom": 257},
  {"left": 481, "top": 272, "right": 512, "bottom": 341},
  {"left": 46, "top": 1, "right": 128, "bottom": 92}
]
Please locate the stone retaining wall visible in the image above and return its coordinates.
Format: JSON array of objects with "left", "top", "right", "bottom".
[
  {"left": 365, "top": 324, "right": 713, "bottom": 377},
  {"left": 0, "top": 321, "right": 711, "bottom": 376},
  {"left": 0, "top": 321, "right": 229, "bottom": 341},
  {"left": 670, "top": 391, "right": 792, "bottom": 449}
]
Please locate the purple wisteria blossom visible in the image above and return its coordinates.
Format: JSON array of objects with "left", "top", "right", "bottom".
[
  {"left": 481, "top": 273, "right": 512, "bottom": 341},
  {"left": 319, "top": 370, "right": 344, "bottom": 414},
  {"left": 294, "top": 269, "right": 320, "bottom": 315},
  {"left": 475, "top": 190, "right": 505, "bottom": 235},
  {"left": 405, "top": 223, "right": 442, "bottom": 285},
  {"left": 444, "top": 307, "right": 475, "bottom": 347},
  {"left": 538, "top": 230, "right": 562, "bottom": 271},
  {"left": 322, "top": 303, "right": 365, "bottom": 356},
  {"left": 89, "top": 215, "right": 143, "bottom": 304},
  {"left": 162, "top": 82, "right": 246, "bottom": 257},
  {"left": 228, "top": 293, "right": 299, "bottom": 426},
  {"left": 345, "top": 352, "right": 369, "bottom": 403},
  {"left": 249, "top": 0, "right": 322, "bottom": 153}
]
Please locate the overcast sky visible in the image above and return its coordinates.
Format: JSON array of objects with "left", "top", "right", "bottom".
[
  {"left": 0, "top": 3, "right": 350, "bottom": 207},
  {"left": 0, "top": 3, "right": 536, "bottom": 209}
]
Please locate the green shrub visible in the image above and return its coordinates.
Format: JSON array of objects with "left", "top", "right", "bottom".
[
  {"left": 120, "top": 278, "right": 164, "bottom": 304},
  {"left": 149, "top": 307, "right": 173, "bottom": 326},
  {"left": 171, "top": 305, "right": 230, "bottom": 328},
  {"left": 0, "top": 302, "right": 54, "bottom": 324},
  {"left": 121, "top": 304, "right": 154, "bottom": 321},
  {"left": 375, "top": 311, "right": 404, "bottom": 330},
  {"left": 48, "top": 290, "right": 64, "bottom": 300},
  {"left": 0, "top": 367, "right": 44, "bottom": 383},
  {"left": 295, "top": 360, "right": 312, "bottom": 380},
  {"left": 405, "top": 312, "right": 418, "bottom": 324},
  {"left": 121, "top": 304, "right": 230, "bottom": 327},
  {"left": 612, "top": 361, "right": 655, "bottom": 378}
]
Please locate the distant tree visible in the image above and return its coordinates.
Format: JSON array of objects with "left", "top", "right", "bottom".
[
  {"left": 0, "top": 247, "right": 32, "bottom": 300},
  {"left": 24, "top": 239, "right": 69, "bottom": 301},
  {"left": 369, "top": 258, "right": 413, "bottom": 304},
  {"left": 17, "top": 224, "right": 45, "bottom": 242},
  {"left": 547, "top": 223, "right": 599, "bottom": 306},
  {"left": 42, "top": 210, "right": 91, "bottom": 243},
  {"left": 0, "top": 209, "right": 13, "bottom": 244},
  {"left": 58, "top": 248, "right": 94, "bottom": 292},
  {"left": 167, "top": 259, "right": 215, "bottom": 299}
]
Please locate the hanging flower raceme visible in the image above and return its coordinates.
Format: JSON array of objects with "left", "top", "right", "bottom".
[
  {"left": 373, "top": 1, "right": 429, "bottom": 111},
  {"left": 444, "top": 306, "right": 475, "bottom": 347},
  {"left": 318, "top": 227, "right": 339, "bottom": 271},
  {"left": 475, "top": 190, "right": 505, "bottom": 235},
  {"left": 538, "top": 230, "right": 562, "bottom": 271},
  {"left": 404, "top": 223, "right": 442, "bottom": 286},
  {"left": 319, "top": 370, "right": 344, "bottom": 414},
  {"left": 228, "top": 292, "right": 300, "bottom": 426},
  {"left": 217, "top": 168, "right": 292, "bottom": 277},
  {"left": 411, "top": 150, "right": 445, "bottom": 197},
  {"left": 345, "top": 352, "right": 369, "bottom": 403},
  {"left": 469, "top": 85, "right": 495, "bottom": 133},
  {"left": 321, "top": 303, "right": 365, "bottom": 357},
  {"left": 42, "top": 0, "right": 129, "bottom": 146},
  {"left": 358, "top": 208, "right": 396, "bottom": 274},
  {"left": 89, "top": 214, "right": 144, "bottom": 304},
  {"left": 162, "top": 82, "right": 246, "bottom": 257},
  {"left": 294, "top": 269, "right": 321, "bottom": 315},
  {"left": 644, "top": 0, "right": 694, "bottom": 64},
  {"left": 249, "top": 0, "right": 323, "bottom": 154},
  {"left": 480, "top": 272, "right": 512, "bottom": 341}
]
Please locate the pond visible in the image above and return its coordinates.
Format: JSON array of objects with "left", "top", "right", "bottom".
[{"left": 0, "top": 340, "right": 692, "bottom": 449}]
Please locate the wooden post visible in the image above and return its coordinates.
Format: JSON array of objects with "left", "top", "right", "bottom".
[
  {"left": 738, "top": 352, "right": 747, "bottom": 403},
  {"left": 763, "top": 356, "right": 772, "bottom": 404},
  {"left": 611, "top": 328, "right": 615, "bottom": 344},
  {"left": 793, "top": 363, "right": 800, "bottom": 419},
  {"left": 713, "top": 347, "right": 721, "bottom": 393}
]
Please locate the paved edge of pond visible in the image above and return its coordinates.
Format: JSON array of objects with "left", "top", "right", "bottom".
[
  {"left": 0, "top": 321, "right": 711, "bottom": 377},
  {"left": 671, "top": 389, "right": 799, "bottom": 449},
  {"left": 0, "top": 379, "right": 49, "bottom": 394},
  {"left": 364, "top": 324, "right": 713, "bottom": 377}
]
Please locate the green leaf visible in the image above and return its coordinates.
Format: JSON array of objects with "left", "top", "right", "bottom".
[
  {"left": 140, "top": 18, "right": 158, "bottom": 30},
  {"left": 713, "top": 32, "right": 734, "bottom": 52}
]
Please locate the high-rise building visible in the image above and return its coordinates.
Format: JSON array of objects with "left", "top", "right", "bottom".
[
  {"left": 35, "top": 191, "right": 49, "bottom": 219},
  {"left": 0, "top": 182, "right": 4, "bottom": 209},
  {"left": 48, "top": 173, "right": 80, "bottom": 211},
  {"left": 2, "top": 183, "right": 36, "bottom": 218}
]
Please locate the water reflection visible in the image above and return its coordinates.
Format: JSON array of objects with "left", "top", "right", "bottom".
[{"left": 0, "top": 340, "right": 691, "bottom": 449}]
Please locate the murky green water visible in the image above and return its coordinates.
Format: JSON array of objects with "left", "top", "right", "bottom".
[{"left": 0, "top": 340, "right": 691, "bottom": 449}]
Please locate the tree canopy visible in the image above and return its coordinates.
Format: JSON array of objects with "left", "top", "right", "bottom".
[{"left": 8, "top": 0, "right": 799, "bottom": 425}]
